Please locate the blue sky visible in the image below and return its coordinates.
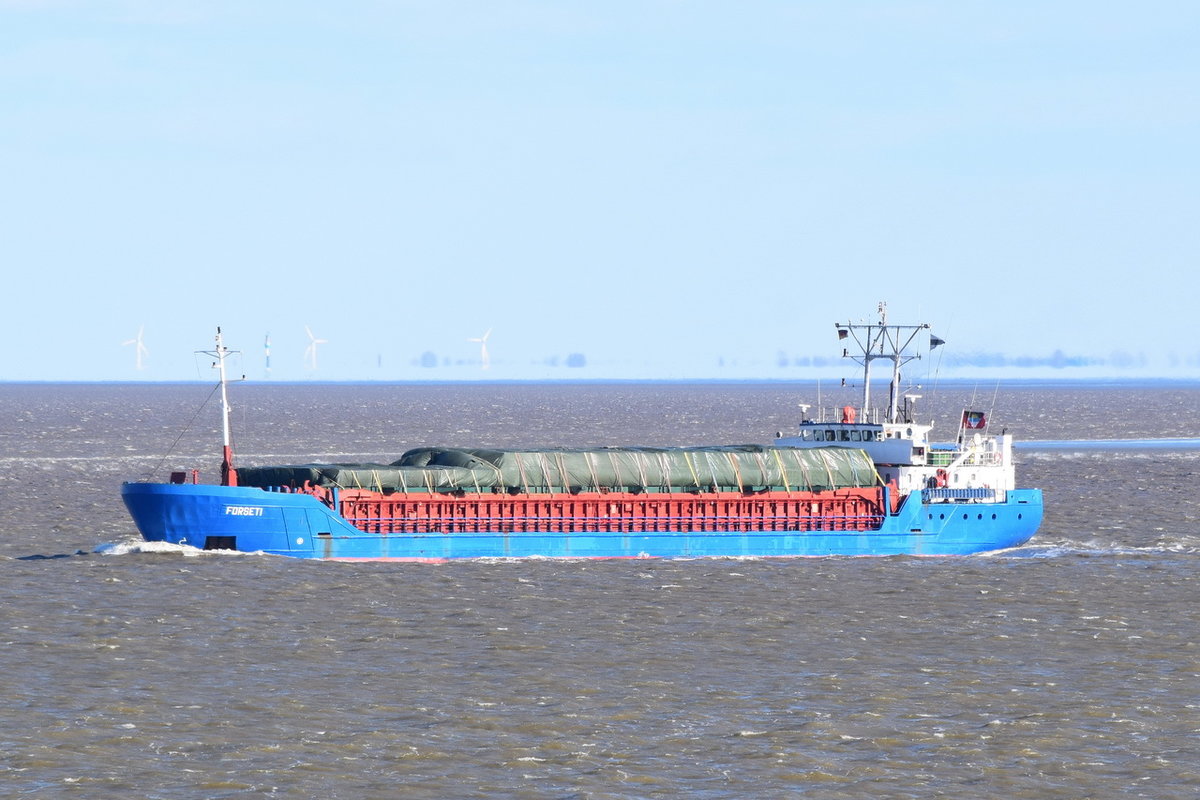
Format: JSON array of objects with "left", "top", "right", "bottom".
[{"left": 4, "top": 1, "right": 1198, "bottom": 380}]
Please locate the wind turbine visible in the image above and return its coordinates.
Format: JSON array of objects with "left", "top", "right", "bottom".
[
  {"left": 304, "top": 326, "right": 327, "bottom": 370},
  {"left": 122, "top": 325, "right": 149, "bottom": 370},
  {"left": 468, "top": 328, "right": 492, "bottom": 370}
]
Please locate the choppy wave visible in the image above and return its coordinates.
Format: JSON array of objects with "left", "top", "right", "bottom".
[
  {"left": 1019, "top": 437, "right": 1200, "bottom": 450},
  {"left": 93, "top": 539, "right": 255, "bottom": 557},
  {"left": 998, "top": 538, "right": 1200, "bottom": 558},
  {"left": 5, "top": 381, "right": 1200, "bottom": 800}
]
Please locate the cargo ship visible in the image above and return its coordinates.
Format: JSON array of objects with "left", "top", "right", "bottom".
[{"left": 121, "top": 311, "right": 1042, "bottom": 559}]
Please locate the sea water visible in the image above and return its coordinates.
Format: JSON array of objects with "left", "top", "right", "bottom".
[{"left": 0, "top": 381, "right": 1197, "bottom": 798}]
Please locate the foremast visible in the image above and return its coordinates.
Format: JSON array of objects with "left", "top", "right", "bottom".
[{"left": 200, "top": 328, "right": 239, "bottom": 487}]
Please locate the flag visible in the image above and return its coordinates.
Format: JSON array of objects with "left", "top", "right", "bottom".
[{"left": 962, "top": 410, "right": 986, "bottom": 429}]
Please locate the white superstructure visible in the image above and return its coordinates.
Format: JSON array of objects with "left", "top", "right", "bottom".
[{"left": 775, "top": 303, "right": 1016, "bottom": 502}]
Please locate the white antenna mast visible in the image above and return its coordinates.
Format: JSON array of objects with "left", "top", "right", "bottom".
[
  {"left": 835, "top": 301, "right": 941, "bottom": 424},
  {"left": 199, "top": 328, "right": 241, "bottom": 486}
]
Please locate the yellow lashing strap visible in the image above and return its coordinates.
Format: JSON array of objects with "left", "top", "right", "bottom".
[
  {"left": 772, "top": 449, "right": 792, "bottom": 495},
  {"left": 683, "top": 451, "right": 701, "bottom": 488}
]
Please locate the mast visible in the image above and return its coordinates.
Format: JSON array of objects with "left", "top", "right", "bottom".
[
  {"left": 201, "top": 328, "right": 239, "bottom": 487},
  {"left": 835, "top": 302, "right": 939, "bottom": 424}
]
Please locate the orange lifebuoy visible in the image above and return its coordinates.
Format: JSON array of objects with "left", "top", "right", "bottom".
[
  {"left": 841, "top": 405, "right": 857, "bottom": 423},
  {"left": 935, "top": 469, "right": 948, "bottom": 488}
]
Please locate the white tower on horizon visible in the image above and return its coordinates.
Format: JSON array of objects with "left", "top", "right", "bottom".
[
  {"left": 304, "top": 326, "right": 327, "bottom": 370},
  {"left": 468, "top": 328, "right": 492, "bottom": 369},
  {"left": 122, "top": 325, "right": 149, "bottom": 370}
]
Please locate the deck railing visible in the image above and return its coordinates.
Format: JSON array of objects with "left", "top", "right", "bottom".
[{"left": 928, "top": 449, "right": 1005, "bottom": 468}]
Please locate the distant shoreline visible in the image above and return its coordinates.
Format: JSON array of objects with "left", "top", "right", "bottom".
[{"left": 4, "top": 376, "right": 1200, "bottom": 387}]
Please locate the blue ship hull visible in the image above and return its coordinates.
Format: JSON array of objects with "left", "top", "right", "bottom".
[{"left": 121, "top": 482, "right": 1043, "bottom": 560}]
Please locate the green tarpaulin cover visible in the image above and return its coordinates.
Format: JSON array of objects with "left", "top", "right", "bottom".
[{"left": 237, "top": 445, "right": 878, "bottom": 494}]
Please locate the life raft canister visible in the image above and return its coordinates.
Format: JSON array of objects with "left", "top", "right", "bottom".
[{"left": 841, "top": 405, "right": 857, "bottom": 423}]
